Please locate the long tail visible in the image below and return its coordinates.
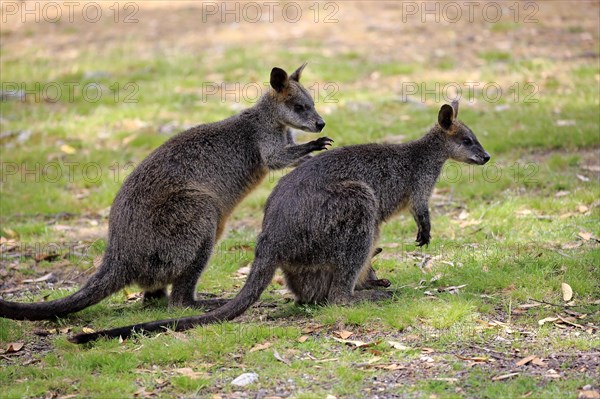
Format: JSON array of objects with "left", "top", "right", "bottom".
[
  {"left": 70, "top": 254, "right": 277, "bottom": 344},
  {"left": 0, "top": 262, "right": 122, "bottom": 321}
]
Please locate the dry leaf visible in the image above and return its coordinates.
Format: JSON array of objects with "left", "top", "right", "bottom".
[
  {"left": 231, "top": 372, "right": 258, "bottom": 386},
  {"left": 173, "top": 367, "right": 207, "bottom": 380},
  {"left": 301, "top": 324, "right": 324, "bottom": 334},
  {"left": 516, "top": 355, "right": 536, "bottom": 366},
  {"left": 577, "top": 205, "right": 589, "bottom": 213},
  {"left": 538, "top": 317, "right": 559, "bottom": 326},
  {"left": 273, "top": 349, "right": 291, "bottom": 366},
  {"left": 82, "top": 327, "right": 95, "bottom": 334},
  {"left": 579, "top": 390, "right": 600, "bottom": 399},
  {"left": 531, "top": 357, "right": 546, "bottom": 367},
  {"left": 561, "top": 283, "right": 573, "bottom": 301},
  {"left": 249, "top": 342, "right": 272, "bottom": 353},
  {"left": 421, "top": 347, "right": 435, "bottom": 354},
  {"left": 6, "top": 342, "right": 24, "bottom": 353},
  {"left": 456, "top": 355, "right": 490, "bottom": 362},
  {"left": 60, "top": 144, "right": 77, "bottom": 154},
  {"left": 578, "top": 232, "right": 592, "bottom": 241},
  {"left": 388, "top": 341, "right": 411, "bottom": 350},
  {"left": 22, "top": 273, "right": 54, "bottom": 283},
  {"left": 297, "top": 335, "right": 309, "bottom": 343},
  {"left": 334, "top": 330, "right": 354, "bottom": 339},
  {"left": 492, "top": 372, "right": 519, "bottom": 381},
  {"left": 332, "top": 337, "right": 377, "bottom": 348}
]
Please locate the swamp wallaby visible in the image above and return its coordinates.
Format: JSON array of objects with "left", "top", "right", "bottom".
[
  {"left": 71, "top": 100, "right": 490, "bottom": 344},
  {"left": 1, "top": 64, "right": 332, "bottom": 321}
]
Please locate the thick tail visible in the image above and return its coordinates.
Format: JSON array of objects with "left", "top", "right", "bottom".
[
  {"left": 70, "top": 254, "right": 278, "bottom": 344},
  {"left": 0, "top": 262, "right": 122, "bottom": 321}
]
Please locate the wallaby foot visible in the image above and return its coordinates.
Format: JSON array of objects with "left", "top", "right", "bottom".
[{"left": 143, "top": 288, "right": 168, "bottom": 303}]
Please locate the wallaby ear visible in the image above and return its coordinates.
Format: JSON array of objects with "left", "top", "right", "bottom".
[
  {"left": 451, "top": 99, "right": 459, "bottom": 118},
  {"left": 270, "top": 67, "right": 289, "bottom": 93},
  {"left": 438, "top": 104, "right": 455, "bottom": 130},
  {"left": 290, "top": 62, "right": 307, "bottom": 82}
]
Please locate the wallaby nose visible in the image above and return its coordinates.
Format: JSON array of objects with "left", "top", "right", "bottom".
[
  {"left": 483, "top": 153, "right": 491, "bottom": 164},
  {"left": 316, "top": 120, "right": 326, "bottom": 132}
]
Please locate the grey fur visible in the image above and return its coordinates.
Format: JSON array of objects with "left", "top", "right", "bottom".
[
  {"left": 70, "top": 101, "right": 490, "bottom": 344},
  {"left": 0, "top": 65, "right": 330, "bottom": 321}
]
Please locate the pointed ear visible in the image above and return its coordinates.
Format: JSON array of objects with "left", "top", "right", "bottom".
[
  {"left": 451, "top": 99, "right": 459, "bottom": 118},
  {"left": 438, "top": 104, "right": 455, "bottom": 130},
  {"left": 290, "top": 62, "right": 307, "bottom": 82},
  {"left": 270, "top": 67, "right": 289, "bottom": 93}
]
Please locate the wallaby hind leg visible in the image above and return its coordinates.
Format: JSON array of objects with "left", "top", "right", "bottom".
[{"left": 169, "top": 237, "right": 229, "bottom": 310}]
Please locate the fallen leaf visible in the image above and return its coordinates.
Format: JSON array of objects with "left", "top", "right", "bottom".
[
  {"left": 6, "top": 342, "right": 24, "bottom": 353},
  {"left": 579, "top": 390, "right": 600, "bottom": 399},
  {"left": 576, "top": 174, "right": 590, "bottom": 182},
  {"left": 577, "top": 205, "right": 589, "bottom": 213},
  {"left": 456, "top": 354, "right": 490, "bottom": 362},
  {"left": 82, "top": 327, "right": 95, "bottom": 334},
  {"left": 334, "top": 330, "right": 354, "bottom": 339},
  {"left": 492, "top": 372, "right": 519, "bottom": 381},
  {"left": 60, "top": 144, "right": 77, "bottom": 154},
  {"left": 421, "top": 347, "right": 435, "bottom": 354},
  {"left": 273, "top": 349, "right": 290, "bottom": 366},
  {"left": 555, "top": 191, "right": 570, "bottom": 198},
  {"left": 538, "top": 317, "right": 559, "bottom": 326},
  {"left": 516, "top": 355, "right": 536, "bottom": 366},
  {"left": 555, "top": 120, "right": 576, "bottom": 126},
  {"left": 531, "top": 357, "right": 546, "bottom": 367},
  {"left": 301, "top": 324, "right": 324, "bottom": 334},
  {"left": 173, "top": 367, "right": 207, "bottom": 380},
  {"left": 332, "top": 337, "right": 377, "bottom": 348},
  {"left": 297, "top": 335, "right": 309, "bottom": 343},
  {"left": 249, "top": 342, "right": 272, "bottom": 353},
  {"left": 22, "top": 272, "right": 54, "bottom": 283},
  {"left": 562, "top": 283, "right": 573, "bottom": 301},
  {"left": 231, "top": 372, "right": 258, "bottom": 386},
  {"left": 578, "top": 232, "right": 592, "bottom": 241},
  {"left": 388, "top": 341, "right": 411, "bottom": 350}
]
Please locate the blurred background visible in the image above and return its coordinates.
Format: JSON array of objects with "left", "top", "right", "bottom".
[{"left": 1, "top": 1, "right": 598, "bottom": 219}]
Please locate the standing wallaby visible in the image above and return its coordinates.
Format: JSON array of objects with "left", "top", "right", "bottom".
[
  {"left": 1, "top": 64, "right": 332, "bottom": 321},
  {"left": 71, "top": 100, "right": 490, "bottom": 344}
]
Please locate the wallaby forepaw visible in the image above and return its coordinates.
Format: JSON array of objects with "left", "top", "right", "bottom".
[
  {"left": 416, "top": 231, "right": 430, "bottom": 247},
  {"left": 367, "top": 278, "right": 391, "bottom": 288},
  {"left": 310, "top": 137, "right": 334, "bottom": 151}
]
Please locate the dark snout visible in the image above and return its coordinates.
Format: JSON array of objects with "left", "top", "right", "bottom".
[
  {"left": 482, "top": 152, "right": 491, "bottom": 164},
  {"left": 469, "top": 150, "right": 490, "bottom": 165},
  {"left": 316, "top": 119, "right": 326, "bottom": 132}
]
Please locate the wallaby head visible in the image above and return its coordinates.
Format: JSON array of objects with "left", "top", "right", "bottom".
[
  {"left": 437, "top": 100, "right": 490, "bottom": 165},
  {"left": 269, "top": 63, "right": 326, "bottom": 133}
]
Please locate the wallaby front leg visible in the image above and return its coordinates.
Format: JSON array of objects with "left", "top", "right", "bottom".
[
  {"left": 265, "top": 137, "right": 333, "bottom": 169},
  {"left": 411, "top": 205, "right": 431, "bottom": 247}
]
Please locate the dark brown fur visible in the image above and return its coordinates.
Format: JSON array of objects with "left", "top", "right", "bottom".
[
  {"left": 71, "top": 101, "right": 490, "bottom": 344},
  {"left": 0, "top": 64, "right": 332, "bottom": 321}
]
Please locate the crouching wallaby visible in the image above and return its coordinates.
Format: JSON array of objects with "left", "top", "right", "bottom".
[
  {"left": 71, "top": 100, "right": 490, "bottom": 344},
  {"left": 1, "top": 64, "right": 332, "bottom": 321}
]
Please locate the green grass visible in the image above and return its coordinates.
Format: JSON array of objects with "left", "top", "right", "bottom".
[{"left": 1, "top": 7, "right": 600, "bottom": 399}]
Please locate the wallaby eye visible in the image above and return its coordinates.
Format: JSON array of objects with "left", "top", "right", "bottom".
[
  {"left": 463, "top": 138, "right": 473, "bottom": 146},
  {"left": 294, "top": 104, "right": 304, "bottom": 112}
]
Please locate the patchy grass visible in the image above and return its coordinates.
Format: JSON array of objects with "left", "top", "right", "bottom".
[{"left": 1, "top": 2, "right": 599, "bottom": 398}]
